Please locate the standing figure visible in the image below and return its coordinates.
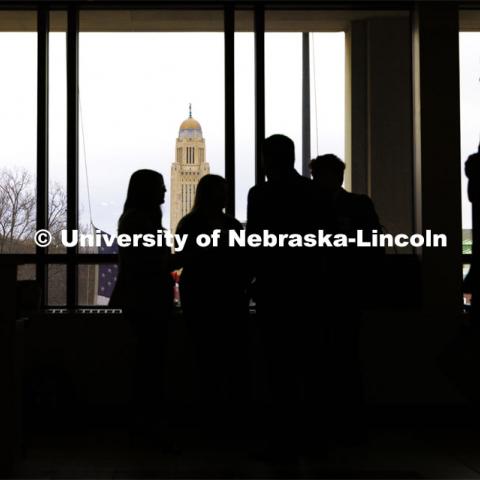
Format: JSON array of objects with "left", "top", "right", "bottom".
[
  {"left": 246, "top": 135, "right": 318, "bottom": 460},
  {"left": 464, "top": 146, "right": 480, "bottom": 317},
  {"left": 310, "top": 154, "right": 383, "bottom": 445},
  {"left": 109, "top": 169, "right": 174, "bottom": 438},
  {"left": 175, "top": 174, "right": 250, "bottom": 436}
]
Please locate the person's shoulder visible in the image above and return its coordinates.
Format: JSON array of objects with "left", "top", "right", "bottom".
[
  {"left": 292, "top": 174, "right": 315, "bottom": 197},
  {"left": 119, "top": 208, "right": 161, "bottom": 235},
  {"left": 288, "top": 171, "right": 313, "bottom": 186},
  {"left": 247, "top": 183, "right": 268, "bottom": 205},
  {"left": 176, "top": 212, "right": 196, "bottom": 233},
  {"left": 297, "top": 174, "right": 313, "bottom": 184},
  {"left": 355, "top": 193, "right": 376, "bottom": 211},
  {"left": 341, "top": 190, "right": 380, "bottom": 222},
  {"left": 118, "top": 208, "right": 147, "bottom": 231},
  {"left": 223, "top": 213, "right": 244, "bottom": 230},
  {"left": 340, "top": 189, "right": 373, "bottom": 205},
  {"left": 119, "top": 208, "right": 136, "bottom": 223},
  {"left": 300, "top": 175, "right": 315, "bottom": 190},
  {"left": 248, "top": 183, "right": 262, "bottom": 196}
]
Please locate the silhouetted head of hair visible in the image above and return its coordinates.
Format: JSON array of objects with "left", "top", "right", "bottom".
[
  {"left": 309, "top": 154, "right": 345, "bottom": 192},
  {"left": 193, "top": 174, "right": 227, "bottom": 213},
  {"left": 465, "top": 150, "right": 480, "bottom": 202},
  {"left": 123, "top": 169, "right": 166, "bottom": 213},
  {"left": 262, "top": 135, "right": 295, "bottom": 179}
]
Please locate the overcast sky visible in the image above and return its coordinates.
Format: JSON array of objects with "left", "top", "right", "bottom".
[{"left": 0, "top": 31, "right": 477, "bottom": 234}]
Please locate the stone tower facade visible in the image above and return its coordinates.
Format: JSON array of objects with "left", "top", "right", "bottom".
[{"left": 170, "top": 106, "right": 210, "bottom": 233}]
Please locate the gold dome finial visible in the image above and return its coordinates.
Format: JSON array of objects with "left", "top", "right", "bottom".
[{"left": 179, "top": 106, "right": 202, "bottom": 138}]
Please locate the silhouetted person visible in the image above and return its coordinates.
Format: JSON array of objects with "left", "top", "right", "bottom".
[
  {"left": 311, "top": 153, "right": 382, "bottom": 269},
  {"left": 246, "top": 135, "right": 317, "bottom": 460},
  {"left": 465, "top": 146, "right": 480, "bottom": 318},
  {"left": 175, "top": 174, "right": 250, "bottom": 436},
  {"left": 109, "top": 169, "right": 174, "bottom": 439},
  {"left": 310, "top": 154, "right": 382, "bottom": 445}
]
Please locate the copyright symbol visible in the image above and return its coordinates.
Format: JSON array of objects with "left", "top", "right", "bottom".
[{"left": 34, "top": 229, "right": 52, "bottom": 248}]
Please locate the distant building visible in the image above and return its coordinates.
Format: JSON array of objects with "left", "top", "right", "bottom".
[{"left": 170, "top": 105, "right": 210, "bottom": 233}]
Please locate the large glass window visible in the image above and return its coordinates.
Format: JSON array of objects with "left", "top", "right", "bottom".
[
  {"left": 78, "top": 11, "right": 225, "bottom": 238},
  {"left": 459, "top": 30, "right": 480, "bottom": 306},
  {"left": 48, "top": 11, "right": 67, "bottom": 305},
  {"left": 0, "top": 12, "right": 37, "bottom": 255},
  {"left": 459, "top": 32, "right": 480, "bottom": 257},
  {"left": 235, "top": 11, "right": 254, "bottom": 224},
  {"left": 0, "top": 7, "right": 376, "bottom": 308},
  {"left": 265, "top": 12, "right": 345, "bottom": 175},
  {"left": 77, "top": 10, "right": 224, "bottom": 304}
]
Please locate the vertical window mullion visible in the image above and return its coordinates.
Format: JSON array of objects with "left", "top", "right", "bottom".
[
  {"left": 254, "top": 4, "right": 265, "bottom": 185},
  {"left": 36, "top": 6, "right": 49, "bottom": 307},
  {"left": 225, "top": 3, "right": 235, "bottom": 215},
  {"left": 302, "top": 32, "right": 311, "bottom": 177},
  {"left": 66, "top": 6, "right": 79, "bottom": 308}
]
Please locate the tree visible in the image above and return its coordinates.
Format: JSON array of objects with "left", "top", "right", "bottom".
[
  {"left": 0, "top": 167, "right": 36, "bottom": 253},
  {"left": 0, "top": 167, "right": 72, "bottom": 253},
  {"left": 47, "top": 181, "right": 68, "bottom": 248},
  {"left": 0, "top": 167, "right": 98, "bottom": 305}
]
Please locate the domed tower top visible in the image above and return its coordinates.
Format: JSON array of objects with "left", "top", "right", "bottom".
[{"left": 179, "top": 103, "right": 203, "bottom": 139}]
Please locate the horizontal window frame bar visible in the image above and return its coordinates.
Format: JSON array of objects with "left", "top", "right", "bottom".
[
  {"left": 1, "top": 253, "right": 432, "bottom": 266},
  {"left": 1, "top": 254, "right": 118, "bottom": 265},
  {"left": 0, "top": 2, "right": 416, "bottom": 11},
  {"left": 44, "top": 307, "right": 123, "bottom": 311}
]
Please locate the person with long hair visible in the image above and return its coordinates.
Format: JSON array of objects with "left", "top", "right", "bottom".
[
  {"left": 175, "top": 174, "right": 250, "bottom": 438},
  {"left": 109, "top": 169, "right": 174, "bottom": 440}
]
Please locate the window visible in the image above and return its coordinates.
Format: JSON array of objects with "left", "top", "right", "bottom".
[
  {"left": 265, "top": 29, "right": 345, "bottom": 174},
  {"left": 459, "top": 31, "right": 479, "bottom": 258},
  {"left": 234, "top": 11, "right": 255, "bottom": 224},
  {"left": 0, "top": 12, "right": 37, "bottom": 255},
  {"left": 74, "top": 10, "right": 225, "bottom": 304},
  {"left": 1, "top": 5, "right": 405, "bottom": 308},
  {"left": 459, "top": 26, "right": 480, "bottom": 306},
  {"left": 48, "top": 11, "right": 67, "bottom": 305},
  {"left": 78, "top": 11, "right": 224, "bottom": 239}
]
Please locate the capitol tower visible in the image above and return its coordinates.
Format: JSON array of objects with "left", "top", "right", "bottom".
[{"left": 170, "top": 105, "right": 210, "bottom": 233}]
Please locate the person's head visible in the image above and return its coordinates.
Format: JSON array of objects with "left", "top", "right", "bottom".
[
  {"left": 465, "top": 150, "right": 480, "bottom": 202},
  {"left": 309, "top": 154, "right": 345, "bottom": 192},
  {"left": 262, "top": 135, "right": 295, "bottom": 180},
  {"left": 123, "top": 169, "right": 166, "bottom": 213},
  {"left": 193, "top": 174, "right": 227, "bottom": 213}
]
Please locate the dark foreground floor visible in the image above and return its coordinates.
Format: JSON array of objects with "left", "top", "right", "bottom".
[{"left": 12, "top": 426, "right": 480, "bottom": 479}]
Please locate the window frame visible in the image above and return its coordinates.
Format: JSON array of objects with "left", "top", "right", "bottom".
[
  {"left": 1, "top": 1, "right": 255, "bottom": 308},
  {"left": 0, "top": 1, "right": 409, "bottom": 308}
]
